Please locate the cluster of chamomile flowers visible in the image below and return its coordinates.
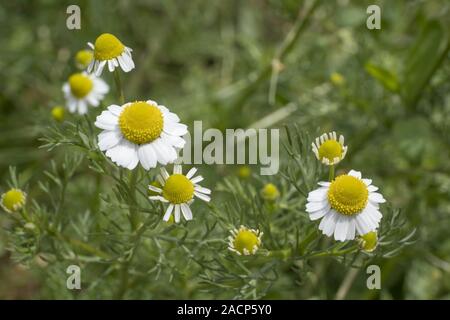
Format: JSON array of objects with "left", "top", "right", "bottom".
[
  {"left": 307, "top": 132, "right": 385, "bottom": 251},
  {"left": 50, "top": 33, "right": 210, "bottom": 224},
  {"left": 1, "top": 33, "right": 383, "bottom": 259},
  {"left": 227, "top": 131, "right": 386, "bottom": 257}
]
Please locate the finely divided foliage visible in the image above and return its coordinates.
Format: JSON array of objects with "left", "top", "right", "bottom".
[{"left": 5, "top": 1, "right": 443, "bottom": 299}]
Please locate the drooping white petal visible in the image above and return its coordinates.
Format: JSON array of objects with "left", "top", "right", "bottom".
[
  {"left": 137, "top": 143, "right": 158, "bottom": 170},
  {"left": 163, "top": 204, "right": 174, "bottom": 221},
  {"left": 334, "top": 215, "right": 350, "bottom": 241},
  {"left": 194, "top": 185, "right": 211, "bottom": 195},
  {"left": 174, "top": 205, "right": 181, "bottom": 223},
  {"left": 180, "top": 203, "right": 193, "bottom": 221},
  {"left": 194, "top": 191, "right": 210, "bottom": 202}
]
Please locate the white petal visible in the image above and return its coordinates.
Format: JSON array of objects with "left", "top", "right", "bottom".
[
  {"left": 309, "top": 205, "right": 330, "bottom": 221},
  {"left": 173, "top": 164, "right": 182, "bottom": 174},
  {"left": 137, "top": 144, "right": 158, "bottom": 170},
  {"left": 98, "top": 130, "right": 122, "bottom": 151},
  {"left": 108, "top": 59, "right": 115, "bottom": 72},
  {"left": 190, "top": 176, "right": 203, "bottom": 184},
  {"left": 180, "top": 203, "right": 193, "bottom": 221},
  {"left": 148, "top": 185, "right": 162, "bottom": 193},
  {"left": 174, "top": 205, "right": 181, "bottom": 223},
  {"left": 319, "top": 211, "right": 339, "bottom": 237},
  {"left": 77, "top": 100, "right": 88, "bottom": 114},
  {"left": 334, "top": 215, "right": 350, "bottom": 242},
  {"left": 107, "top": 104, "right": 123, "bottom": 116},
  {"left": 149, "top": 195, "right": 167, "bottom": 202},
  {"left": 95, "top": 60, "right": 106, "bottom": 76},
  {"left": 306, "top": 200, "right": 329, "bottom": 213},
  {"left": 369, "top": 192, "right": 386, "bottom": 203},
  {"left": 105, "top": 140, "right": 139, "bottom": 170},
  {"left": 348, "top": 170, "right": 361, "bottom": 179},
  {"left": 160, "top": 132, "right": 186, "bottom": 149},
  {"left": 194, "top": 185, "right": 211, "bottom": 195},
  {"left": 346, "top": 219, "right": 356, "bottom": 240},
  {"left": 163, "top": 121, "right": 188, "bottom": 136},
  {"left": 194, "top": 191, "right": 210, "bottom": 202},
  {"left": 307, "top": 187, "right": 328, "bottom": 202},
  {"left": 186, "top": 167, "right": 197, "bottom": 179},
  {"left": 163, "top": 204, "right": 174, "bottom": 221},
  {"left": 152, "top": 139, "right": 178, "bottom": 165},
  {"left": 95, "top": 110, "right": 119, "bottom": 130}
]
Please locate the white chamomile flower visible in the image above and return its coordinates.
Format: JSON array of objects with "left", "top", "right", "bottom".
[
  {"left": 228, "top": 226, "right": 263, "bottom": 256},
  {"left": 312, "top": 131, "right": 348, "bottom": 166},
  {"left": 95, "top": 100, "right": 187, "bottom": 170},
  {"left": 148, "top": 165, "right": 211, "bottom": 223},
  {"left": 62, "top": 72, "right": 109, "bottom": 114},
  {"left": 87, "top": 33, "right": 135, "bottom": 76},
  {"left": 306, "top": 170, "right": 386, "bottom": 242}
]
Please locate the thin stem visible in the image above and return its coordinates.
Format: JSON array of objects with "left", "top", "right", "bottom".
[
  {"left": 113, "top": 69, "right": 125, "bottom": 104},
  {"left": 128, "top": 169, "right": 139, "bottom": 231},
  {"left": 335, "top": 254, "right": 362, "bottom": 300},
  {"left": 329, "top": 165, "right": 335, "bottom": 182}
]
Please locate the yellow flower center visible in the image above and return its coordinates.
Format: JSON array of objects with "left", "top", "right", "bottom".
[
  {"left": 162, "top": 174, "right": 194, "bottom": 204},
  {"left": 94, "top": 33, "right": 125, "bottom": 60},
  {"left": 359, "top": 231, "right": 378, "bottom": 252},
  {"left": 119, "top": 102, "right": 164, "bottom": 145},
  {"left": 75, "top": 50, "right": 93, "bottom": 68},
  {"left": 318, "top": 140, "right": 343, "bottom": 162},
  {"left": 234, "top": 230, "right": 260, "bottom": 255},
  {"left": 2, "top": 189, "right": 26, "bottom": 212},
  {"left": 328, "top": 175, "right": 368, "bottom": 215},
  {"left": 261, "top": 183, "right": 280, "bottom": 201},
  {"left": 51, "top": 106, "right": 65, "bottom": 122},
  {"left": 69, "top": 73, "right": 93, "bottom": 98}
]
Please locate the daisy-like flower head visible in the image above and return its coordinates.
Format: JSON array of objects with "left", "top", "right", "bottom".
[
  {"left": 1, "top": 188, "right": 27, "bottom": 213},
  {"left": 357, "top": 231, "right": 378, "bottom": 252},
  {"left": 312, "top": 132, "right": 347, "bottom": 166},
  {"left": 62, "top": 72, "right": 109, "bottom": 115},
  {"left": 148, "top": 165, "right": 211, "bottom": 223},
  {"left": 87, "top": 33, "right": 135, "bottom": 76},
  {"left": 261, "top": 183, "right": 280, "bottom": 201},
  {"left": 306, "top": 170, "right": 386, "bottom": 242},
  {"left": 75, "top": 49, "right": 93, "bottom": 69},
  {"left": 51, "top": 106, "right": 65, "bottom": 122},
  {"left": 95, "top": 100, "right": 187, "bottom": 170},
  {"left": 228, "top": 226, "right": 263, "bottom": 256}
]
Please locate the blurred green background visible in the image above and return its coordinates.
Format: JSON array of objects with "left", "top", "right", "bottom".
[{"left": 0, "top": 0, "right": 449, "bottom": 299}]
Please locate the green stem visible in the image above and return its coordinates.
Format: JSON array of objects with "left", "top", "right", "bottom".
[
  {"left": 128, "top": 169, "right": 139, "bottom": 231},
  {"left": 329, "top": 165, "right": 335, "bottom": 182},
  {"left": 113, "top": 69, "right": 125, "bottom": 104}
]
